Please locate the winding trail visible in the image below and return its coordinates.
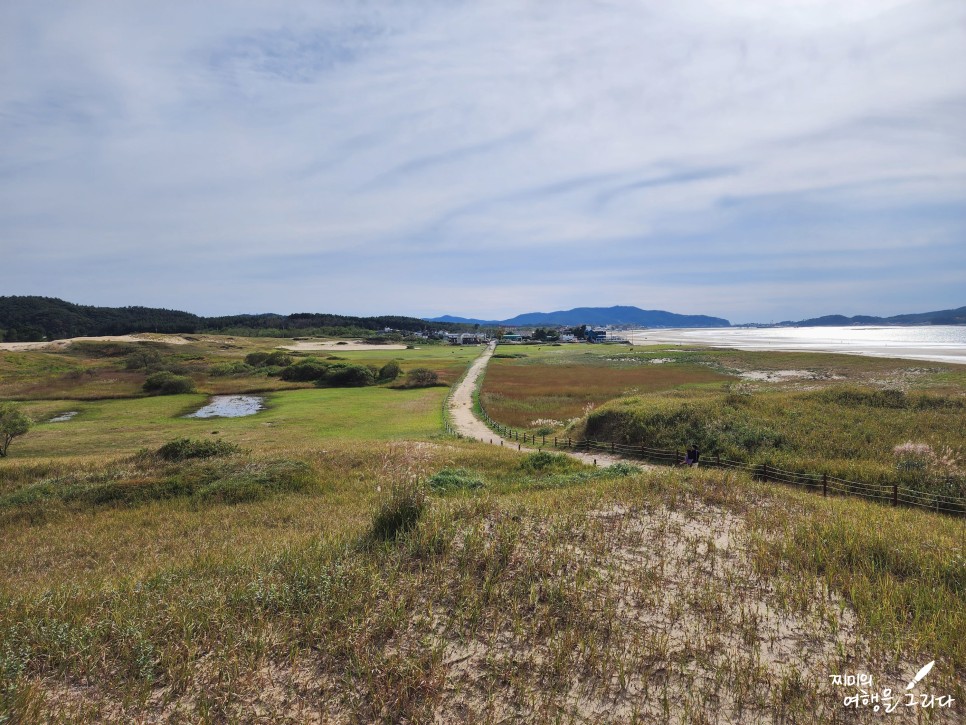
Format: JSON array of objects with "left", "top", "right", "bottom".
[{"left": 447, "top": 343, "right": 629, "bottom": 467}]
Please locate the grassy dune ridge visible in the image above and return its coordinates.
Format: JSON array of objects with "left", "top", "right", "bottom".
[{"left": 1, "top": 442, "right": 963, "bottom": 721}]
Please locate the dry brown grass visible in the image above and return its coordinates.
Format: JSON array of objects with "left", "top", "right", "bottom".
[{"left": 482, "top": 361, "right": 732, "bottom": 428}]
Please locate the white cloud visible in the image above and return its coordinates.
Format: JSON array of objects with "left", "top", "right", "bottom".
[{"left": 0, "top": 0, "right": 964, "bottom": 319}]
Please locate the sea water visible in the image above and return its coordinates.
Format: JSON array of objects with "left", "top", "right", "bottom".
[{"left": 625, "top": 326, "right": 966, "bottom": 365}]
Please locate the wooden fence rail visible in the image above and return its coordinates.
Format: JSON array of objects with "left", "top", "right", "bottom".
[{"left": 475, "top": 397, "right": 965, "bottom": 517}]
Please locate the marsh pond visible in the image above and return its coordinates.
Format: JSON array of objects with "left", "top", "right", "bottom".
[{"left": 184, "top": 395, "right": 265, "bottom": 418}]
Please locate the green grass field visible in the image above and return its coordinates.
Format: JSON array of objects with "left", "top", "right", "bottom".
[
  {"left": 14, "top": 386, "right": 446, "bottom": 459},
  {"left": 1, "top": 335, "right": 963, "bottom": 722}
]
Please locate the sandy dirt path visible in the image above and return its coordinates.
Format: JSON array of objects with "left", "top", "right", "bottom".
[{"left": 448, "top": 343, "right": 631, "bottom": 467}]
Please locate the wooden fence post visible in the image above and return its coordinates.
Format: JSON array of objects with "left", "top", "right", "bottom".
[
  {"left": 762, "top": 463, "right": 769, "bottom": 481},
  {"left": 568, "top": 437, "right": 571, "bottom": 448},
  {"left": 715, "top": 453, "right": 720, "bottom": 466},
  {"left": 554, "top": 437, "right": 557, "bottom": 447},
  {"left": 893, "top": 484, "right": 898, "bottom": 507},
  {"left": 822, "top": 472, "right": 827, "bottom": 497},
  {"left": 611, "top": 441, "right": 615, "bottom": 454}
]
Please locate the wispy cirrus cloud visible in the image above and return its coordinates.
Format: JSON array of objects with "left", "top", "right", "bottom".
[{"left": 0, "top": 0, "right": 964, "bottom": 321}]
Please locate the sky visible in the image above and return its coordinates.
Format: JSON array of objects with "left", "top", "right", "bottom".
[{"left": 1, "top": 0, "right": 964, "bottom": 324}]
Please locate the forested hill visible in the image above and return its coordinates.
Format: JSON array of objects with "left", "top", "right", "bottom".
[{"left": 0, "top": 296, "right": 463, "bottom": 341}]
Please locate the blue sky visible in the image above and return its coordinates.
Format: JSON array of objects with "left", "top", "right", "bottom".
[{"left": 1, "top": 0, "right": 964, "bottom": 324}]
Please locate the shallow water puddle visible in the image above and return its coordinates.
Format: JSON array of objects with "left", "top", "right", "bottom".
[
  {"left": 184, "top": 395, "right": 264, "bottom": 418},
  {"left": 48, "top": 411, "right": 78, "bottom": 423}
]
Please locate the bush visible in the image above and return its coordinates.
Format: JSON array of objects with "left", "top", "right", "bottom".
[
  {"left": 604, "top": 462, "right": 640, "bottom": 477},
  {"left": 320, "top": 364, "right": 376, "bottom": 387},
  {"left": 405, "top": 368, "right": 439, "bottom": 387},
  {"left": 370, "top": 481, "right": 426, "bottom": 541},
  {"left": 280, "top": 361, "right": 330, "bottom": 381},
  {"left": 264, "top": 351, "right": 293, "bottom": 367},
  {"left": 156, "top": 438, "right": 240, "bottom": 461},
  {"left": 244, "top": 350, "right": 292, "bottom": 367},
  {"left": 245, "top": 351, "right": 270, "bottom": 367},
  {"left": 142, "top": 371, "right": 195, "bottom": 395},
  {"left": 519, "top": 451, "right": 575, "bottom": 473},
  {"left": 209, "top": 362, "right": 255, "bottom": 377},
  {"left": 124, "top": 349, "right": 163, "bottom": 370},
  {"left": 427, "top": 468, "right": 484, "bottom": 493},
  {"left": 378, "top": 360, "right": 402, "bottom": 382}
]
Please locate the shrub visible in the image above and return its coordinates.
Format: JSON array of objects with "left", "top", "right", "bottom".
[
  {"left": 604, "top": 462, "right": 640, "bottom": 477},
  {"left": 124, "top": 349, "right": 163, "bottom": 370},
  {"left": 245, "top": 351, "right": 271, "bottom": 367},
  {"left": 427, "top": 468, "right": 484, "bottom": 493},
  {"left": 320, "top": 364, "right": 376, "bottom": 387},
  {"left": 265, "top": 351, "right": 293, "bottom": 367},
  {"left": 142, "top": 371, "right": 195, "bottom": 395},
  {"left": 379, "top": 360, "right": 402, "bottom": 382},
  {"left": 209, "top": 362, "right": 255, "bottom": 377},
  {"left": 405, "top": 368, "right": 439, "bottom": 387},
  {"left": 370, "top": 481, "right": 426, "bottom": 541},
  {"left": 156, "top": 438, "right": 240, "bottom": 461},
  {"left": 280, "top": 361, "right": 330, "bottom": 381},
  {"left": 244, "top": 350, "right": 291, "bottom": 367},
  {"left": 519, "top": 451, "right": 574, "bottom": 473}
]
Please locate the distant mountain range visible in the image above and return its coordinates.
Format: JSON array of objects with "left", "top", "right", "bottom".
[
  {"left": 428, "top": 306, "right": 731, "bottom": 328},
  {"left": 773, "top": 306, "right": 966, "bottom": 327},
  {"left": 431, "top": 303, "right": 966, "bottom": 328},
  {"left": 2, "top": 297, "right": 963, "bottom": 343}
]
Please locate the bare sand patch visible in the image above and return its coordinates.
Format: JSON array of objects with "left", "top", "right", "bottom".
[
  {"left": 433, "top": 497, "right": 924, "bottom": 724},
  {"left": 0, "top": 334, "right": 190, "bottom": 351},
  {"left": 279, "top": 340, "right": 408, "bottom": 351},
  {"left": 739, "top": 369, "right": 843, "bottom": 382}
]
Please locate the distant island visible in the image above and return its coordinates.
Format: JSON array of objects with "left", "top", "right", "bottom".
[
  {"left": 429, "top": 306, "right": 731, "bottom": 328},
  {"left": 766, "top": 306, "right": 966, "bottom": 328}
]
